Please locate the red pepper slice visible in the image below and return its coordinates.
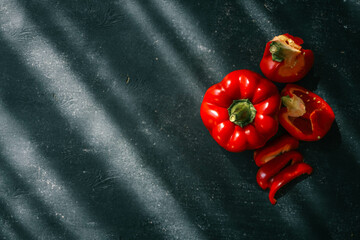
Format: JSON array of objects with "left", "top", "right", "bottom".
[
  {"left": 279, "top": 84, "right": 335, "bottom": 141},
  {"left": 256, "top": 151, "right": 303, "bottom": 190},
  {"left": 200, "top": 70, "right": 280, "bottom": 152},
  {"left": 268, "top": 162, "right": 313, "bottom": 205},
  {"left": 254, "top": 134, "right": 299, "bottom": 167},
  {"left": 260, "top": 34, "right": 314, "bottom": 83}
]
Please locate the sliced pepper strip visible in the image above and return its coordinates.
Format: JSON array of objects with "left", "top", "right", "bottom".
[
  {"left": 254, "top": 134, "right": 299, "bottom": 167},
  {"left": 280, "top": 84, "right": 335, "bottom": 141},
  {"left": 268, "top": 162, "right": 313, "bottom": 205},
  {"left": 256, "top": 151, "right": 303, "bottom": 190}
]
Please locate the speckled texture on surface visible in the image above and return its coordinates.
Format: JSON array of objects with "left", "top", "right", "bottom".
[{"left": 0, "top": 0, "right": 359, "bottom": 239}]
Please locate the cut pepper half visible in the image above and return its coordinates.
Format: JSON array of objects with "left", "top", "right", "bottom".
[
  {"left": 279, "top": 84, "right": 335, "bottom": 141},
  {"left": 260, "top": 34, "right": 314, "bottom": 83}
]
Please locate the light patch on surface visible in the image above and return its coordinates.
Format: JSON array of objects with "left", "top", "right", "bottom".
[
  {"left": 150, "top": 0, "right": 227, "bottom": 78},
  {"left": 117, "top": 0, "right": 205, "bottom": 102},
  {"left": 0, "top": 101, "right": 102, "bottom": 239},
  {"left": 0, "top": 210, "right": 23, "bottom": 240},
  {"left": 236, "top": 0, "right": 279, "bottom": 39},
  {"left": 0, "top": 1, "right": 206, "bottom": 239},
  {"left": 46, "top": 6, "right": 252, "bottom": 237},
  {"left": 45, "top": 0, "right": 203, "bottom": 110},
  {"left": 45, "top": 7, "right": 138, "bottom": 111}
]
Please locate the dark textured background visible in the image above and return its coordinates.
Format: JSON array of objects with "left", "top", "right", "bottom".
[{"left": 0, "top": 0, "right": 359, "bottom": 239}]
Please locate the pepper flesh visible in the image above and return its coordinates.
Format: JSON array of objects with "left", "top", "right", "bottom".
[
  {"left": 200, "top": 70, "right": 280, "bottom": 152},
  {"left": 256, "top": 151, "right": 303, "bottom": 190},
  {"left": 279, "top": 84, "right": 335, "bottom": 141},
  {"left": 260, "top": 33, "right": 314, "bottom": 83},
  {"left": 253, "top": 134, "right": 313, "bottom": 204},
  {"left": 254, "top": 134, "right": 299, "bottom": 167},
  {"left": 268, "top": 162, "right": 313, "bottom": 204}
]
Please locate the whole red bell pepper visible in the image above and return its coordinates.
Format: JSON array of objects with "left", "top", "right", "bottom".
[
  {"left": 253, "top": 134, "right": 299, "bottom": 167},
  {"left": 260, "top": 34, "right": 314, "bottom": 83},
  {"left": 200, "top": 70, "right": 280, "bottom": 152},
  {"left": 279, "top": 84, "right": 335, "bottom": 141},
  {"left": 256, "top": 150, "right": 303, "bottom": 190},
  {"left": 268, "top": 162, "right": 313, "bottom": 204}
]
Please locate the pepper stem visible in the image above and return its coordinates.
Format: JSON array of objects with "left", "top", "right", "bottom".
[
  {"left": 269, "top": 35, "right": 302, "bottom": 63},
  {"left": 228, "top": 99, "right": 256, "bottom": 128},
  {"left": 281, "top": 95, "right": 306, "bottom": 117}
]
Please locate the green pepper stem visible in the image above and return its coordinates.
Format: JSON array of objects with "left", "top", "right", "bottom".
[
  {"left": 228, "top": 99, "right": 256, "bottom": 128},
  {"left": 269, "top": 43, "right": 279, "bottom": 54},
  {"left": 281, "top": 95, "right": 306, "bottom": 117},
  {"left": 269, "top": 42, "right": 285, "bottom": 62},
  {"left": 269, "top": 35, "right": 302, "bottom": 63}
]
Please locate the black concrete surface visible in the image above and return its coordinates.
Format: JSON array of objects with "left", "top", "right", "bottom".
[{"left": 0, "top": 0, "right": 359, "bottom": 239}]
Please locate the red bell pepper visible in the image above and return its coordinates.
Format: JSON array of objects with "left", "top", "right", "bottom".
[
  {"left": 253, "top": 134, "right": 299, "bottom": 167},
  {"left": 260, "top": 34, "right": 314, "bottom": 83},
  {"left": 256, "top": 151, "right": 303, "bottom": 190},
  {"left": 279, "top": 84, "right": 335, "bottom": 141},
  {"left": 200, "top": 70, "right": 280, "bottom": 152},
  {"left": 268, "top": 162, "right": 313, "bottom": 204}
]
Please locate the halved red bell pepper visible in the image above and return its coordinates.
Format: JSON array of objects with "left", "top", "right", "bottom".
[
  {"left": 256, "top": 150, "right": 303, "bottom": 190},
  {"left": 279, "top": 84, "right": 335, "bottom": 141},
  {"left": 200, "top": 70, "right": 280, "bottom": 152},
  {"left": 260, "top": 33, "right": 314, "bottom": 83},
  {"left": 254, "top": 134, "right": 299, "bottom": 167},
  {"left": 269, "top": 162, "right": 313, "bottom": 204}
]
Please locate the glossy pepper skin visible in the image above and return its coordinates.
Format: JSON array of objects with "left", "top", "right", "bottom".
[
  {"left": 200, "top": 70, "right": 280, "bottom": 152},
  {"left": 279, "top": 84, "right": 335, "bottom": 141},
  {"left": 254, "top": 134, "right": 299, "bottom": 167},
  {"left": 260, "top": 34, "right": 314, "bottom": 83},
  {"left": 269, "top": 162, "right": 313, "bottom": 204},
  {"left": 256, "top": 150, "right": 303, "bottom": 190}
]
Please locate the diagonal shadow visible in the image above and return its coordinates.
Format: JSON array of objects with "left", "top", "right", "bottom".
[
  {"left": 39, "top": 2, "right": 306, "bottom": 239},
  {"left": 7, "top": 1, "right": 292, "bottom": 239},
  {"left": 14, "top": 1, "right": 324, "bottom": 238},
  {"left": 137, "top": 0, "right": 232, "bottom": 81},
  {"left": 0, "top": 151, "right": 77, "bottom": 240},
  {"left": 1, "top": 0, "right": 208, "bottom": 238},
  {"left": 0, "top": 197, "right": 36, "bottom": 240},
  {"left": 59, "top": 1, "right": 360, "bottom": 239},
  {"left": 3, "top": 0, "right": 359, "bottom": 239},
  {"left": 0, "top": 37, "right": 167, "bottom": 239},
  {"left": 12, "top": 0, "right": 235, "bottom": 238}
]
